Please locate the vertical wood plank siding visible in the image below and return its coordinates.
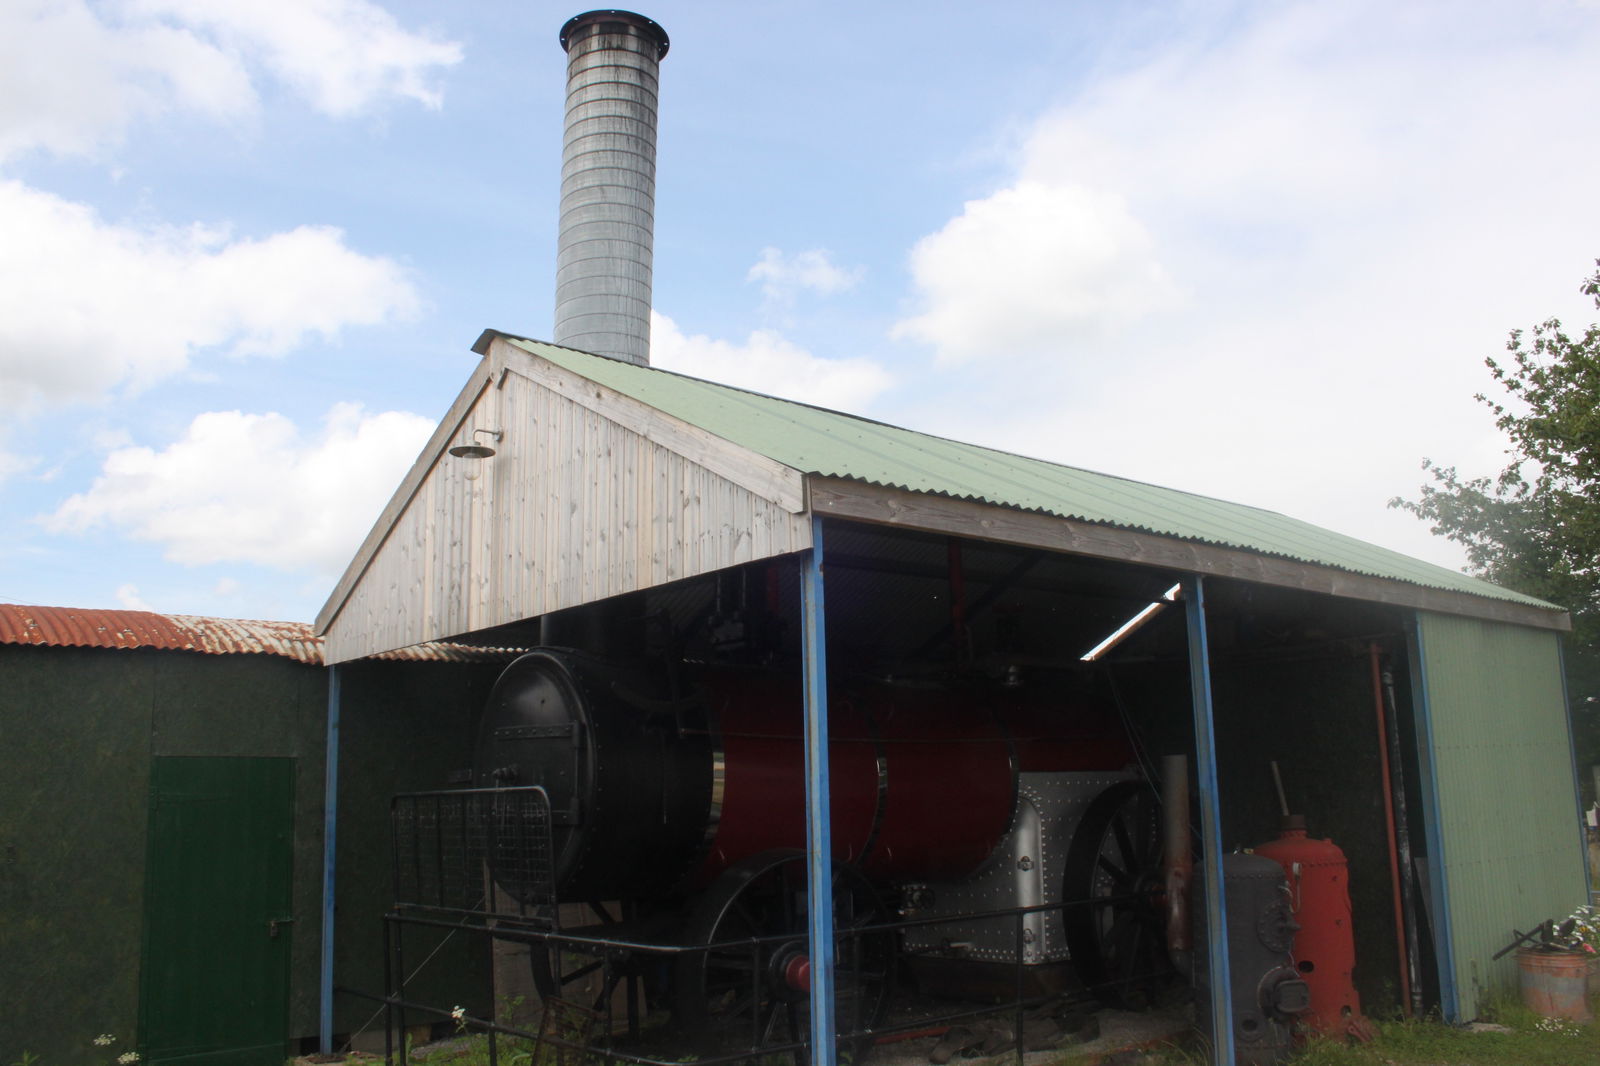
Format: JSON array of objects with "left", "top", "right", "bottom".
[
  {"left": 1415, "top": 611, "right": 1587, "bottom": 1016},
  {"left": 324, "top": 367, "right": 811, "bottom": 661}
]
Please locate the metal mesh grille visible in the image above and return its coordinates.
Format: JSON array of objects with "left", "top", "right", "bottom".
[{"left": 390, "top": 787, "right": 556, "bottom": 919}]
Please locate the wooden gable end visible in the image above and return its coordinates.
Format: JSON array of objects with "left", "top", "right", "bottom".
[{"left": 320, "top": 339, "right": 811, "bottom": 662}]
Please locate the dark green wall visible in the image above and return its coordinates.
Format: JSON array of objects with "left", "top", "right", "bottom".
[
  {"left": 332, "top": 660, "right": 504, "bottom": 1038},
  {"left": 0, "top": 646, "right": 504, "bottom": 1061},
  {"left": 0, "top": 646, "right": 325, "bottom": 1061}
]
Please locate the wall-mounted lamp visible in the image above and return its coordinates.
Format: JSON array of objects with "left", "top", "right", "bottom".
[{"left": 449, "top": 428, "right": 503, "bottom": 460}]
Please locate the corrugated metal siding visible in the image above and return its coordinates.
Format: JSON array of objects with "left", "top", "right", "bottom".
[
  {"left": 1415, "top": 611, "right": 1587, "bottom": 1017},
  {"left": 0, "top": 603, "right": 517, "bottom": 664},
  {"left": 322, "top": 362, "right": 812, "bottom": 662},
  {"left": 496, "top": 334, "right": 1553, "bottom": 613}
]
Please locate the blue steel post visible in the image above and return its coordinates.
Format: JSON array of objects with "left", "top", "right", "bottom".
[
  {"left": 1557, "top": 641, "right": 1594, "bottom": 897},
  {"left": 1182, "top": 576, "right": 1233, "bottom": 1066},
  {"left": 320, "top": 663, "right": 342, "bottom": 1053},
  {"left": 1404, "top": 615, "right": 1459, "bottom": 1021},
  {"left": 801, "top": 516, "right": 837, "bottom": 1066}
]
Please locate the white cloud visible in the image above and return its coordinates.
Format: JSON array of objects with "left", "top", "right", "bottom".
[
  {"left": 0, "top": 179, "right": 420, "bottom": 410},
  {"left": 115, "top": 583, "right": 154, "bottom": 611},
  {"left": 0, "top": 0, "right": 254, "bottom": 161},
  {"left": 46, "top": 403, "right": 437, "bottom": 575},
  {"left": 126, "top": 0, "right": 463, "bottom": 116},
  {"left": 887, "top": 0, "right": 1600, "bottom": 571},
  {"left": 0, "top": 449, "right": 36, "bottom": 484},
  {"left": 0, "top": 0, "right": 460, "bottom": 162},
  {"left": 650, "top": 311, "right": 893, "bottom": 412},
  {"left": 892, "top": 180, "right": 1181, "bottom": 364},
  {"left": 747, "top": 248, "right": 864, "bottom": 305}
]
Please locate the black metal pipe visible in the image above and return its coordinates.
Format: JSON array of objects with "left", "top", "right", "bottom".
[
  {"left": 1012, "top": 908, "right": 1024, "bottom": 1066},
  {"left": 382, "top": 919, "right": 394, "bottom": 1066}
]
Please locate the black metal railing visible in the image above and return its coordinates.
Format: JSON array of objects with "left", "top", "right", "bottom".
[
  {"left": 390, "top": 786, "right": 556, "bottom": 920},
  {"left": 358, "top": 788, "right": 1175, "bottom": 1066}
]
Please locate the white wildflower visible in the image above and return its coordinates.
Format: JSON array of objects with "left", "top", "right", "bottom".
[
  {"left": 94, "top": 1035, "right": 117, "bottom": 1046},
  {"left": 118, "top": 1053, "right": 140, "bottom": 1064}
]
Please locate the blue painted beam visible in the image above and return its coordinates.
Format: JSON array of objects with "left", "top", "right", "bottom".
[
  {"left": 1405, "top": 617, "right": 1459, "bottom": 1022},
  {"left": 1182, "top": 576, "right": 1233, "bottom": 1066},
  {"left": 1557, "top": 641, "right": 1594, "bottom": 899},
  {"left": 800, "top": 516, "right": 837, "bottom": 1066},
  {"left": 320, "top": 664, "right": 341, "bottom": 1054}
]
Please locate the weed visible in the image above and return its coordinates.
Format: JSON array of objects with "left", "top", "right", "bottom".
[{"left": 10, "top": 1033, "right": 142, "bottom": 1066}]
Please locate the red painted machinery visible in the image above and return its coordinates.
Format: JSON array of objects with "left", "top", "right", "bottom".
[
  {"left": 471, "top": 647, "right": 1173, "bottom": 1045},
  {"left": 1253, "top": 816, "right": 1373, "bottom": 1041},
  {"left": 475, "top": 648, "right": 1139, "bottom": 895}
]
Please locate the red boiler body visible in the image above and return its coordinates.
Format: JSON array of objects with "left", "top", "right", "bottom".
[
  {"left": 1253, "top": 819, "right": 1372, "bottom": 1041},
  {"left": 701, "top": 673, "right": 1137, "bottom": 884},
  {"left": 474, "top": 649, "right": 1138, "bottom": 903}
]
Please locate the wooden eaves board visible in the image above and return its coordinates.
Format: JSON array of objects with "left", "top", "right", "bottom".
[{"left": 811, "top": 480, "right": 1570, "bottom": 632}]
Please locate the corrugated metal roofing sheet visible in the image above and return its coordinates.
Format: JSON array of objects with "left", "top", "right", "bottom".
[
  {"left": 497, "top": 333, "right": 1555, "bottom": 612},
  {"left": 0, "top": 604, "right": 522, "bottom": 664}
]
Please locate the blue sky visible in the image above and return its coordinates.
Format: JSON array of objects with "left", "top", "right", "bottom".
[{"left": 3, "top": 0, "right": 1599, "bottom": 625}]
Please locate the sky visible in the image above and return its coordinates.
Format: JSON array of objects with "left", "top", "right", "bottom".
[{"left": 3, "top": 0, "right": 1599, "bottom": 625}]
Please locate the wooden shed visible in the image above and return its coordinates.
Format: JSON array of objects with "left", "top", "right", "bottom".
[{"left": 315, "top": 331, "right": 1590, "bottom": 1063}]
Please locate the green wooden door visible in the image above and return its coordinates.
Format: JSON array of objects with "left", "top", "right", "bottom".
[{"left": 139, "top": 757, "right": 295, "bottom": 1066}]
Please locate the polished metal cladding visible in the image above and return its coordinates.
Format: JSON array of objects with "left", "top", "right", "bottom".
[{"left": 555, "top": 11, "right": 669, "bottom": 365}]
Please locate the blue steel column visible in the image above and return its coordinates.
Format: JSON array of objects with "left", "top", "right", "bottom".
[
  {"left": 320, "top": 663, "right": 342, "bottom": 1053},
  {"left": 800, "top": 516, "right": 837, "bottom": 1066},
  {"left": 1182, "top": 576, "right": 1233, "bottom": 1066},
  {"left": 1405, "top": 617, "right": 1459, "bottom": 1021},
  {"left": 1556, "top": 641, "right": 1594, "bottom": 897}
]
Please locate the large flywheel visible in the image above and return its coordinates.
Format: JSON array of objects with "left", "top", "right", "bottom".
[
  {"left": 1061, "top": 781, "right": 1174, "bottom": 1007},
  {"left": 675, "top": 849, "right": 895, "bottom": 1064}
]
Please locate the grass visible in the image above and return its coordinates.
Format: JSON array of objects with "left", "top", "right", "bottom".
[
  {"left": 1291, "top": 1006, "right": 1598, "bottom": 1066},
  {"left": 303, "top": 985, "right": 1600, "bottom": 1066},
  {"left": 1050, "top": 987, "right": 1600, "bottom": 1066}
]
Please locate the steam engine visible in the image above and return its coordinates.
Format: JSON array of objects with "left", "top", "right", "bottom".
[
  {"left": 470, "top": 644, "right": 1173, "bottom": 1029},
  {"left": 474, "top": 647, "right": 1146, "bottom": 886}
]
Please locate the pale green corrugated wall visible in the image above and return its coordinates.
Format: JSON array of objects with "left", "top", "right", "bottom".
[{"left": 1415, "top": 611, "right": 1588, "bottom": 1018}]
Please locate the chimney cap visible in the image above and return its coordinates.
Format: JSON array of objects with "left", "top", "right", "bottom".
[{"left": 560, "top": 10, "right": 669, "bottom": 59}]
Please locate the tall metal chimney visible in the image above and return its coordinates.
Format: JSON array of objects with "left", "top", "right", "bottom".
[{"left": 555, "top": 10, "right": 669, "bottom": 366}]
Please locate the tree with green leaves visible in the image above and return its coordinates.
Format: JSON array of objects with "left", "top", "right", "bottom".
[{"left": 1391, "top": 262, "right": 1600, "bottom": 796}]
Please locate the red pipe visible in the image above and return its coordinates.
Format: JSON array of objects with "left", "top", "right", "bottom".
[
  {"left": 1369, "top": 641, "right": 1413, "bottom": 1016},
  {"left": 947, "top": 538, "right": 968, "bottom": 665}
]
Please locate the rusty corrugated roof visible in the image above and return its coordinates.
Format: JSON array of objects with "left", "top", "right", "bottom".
[{"left": 0, "top": 603, "right": 522, "bottom": 664}]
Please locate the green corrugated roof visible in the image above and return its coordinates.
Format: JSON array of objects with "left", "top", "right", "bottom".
[{"left": 496, "top": 333, "right": 1557, "bottom": 612}]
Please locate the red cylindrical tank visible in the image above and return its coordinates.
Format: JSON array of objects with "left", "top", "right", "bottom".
[
  {"left": 699, "top": 673, "right": 1135, "bottom": 883},
  {"left": 1253, "top": 817, "right": 1373, "bottom": 1042},
  {"left": 475, "top": 649, "right": 1137, "bottom": 900}
]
